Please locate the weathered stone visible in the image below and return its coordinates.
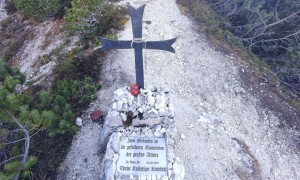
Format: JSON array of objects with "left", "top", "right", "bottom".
[
  {"left": 120, "top": 113, "right": 127, "bottom": 122},
  {"left": 112, "top": 102, "right": 117, "bottom": 110},
  {"left": 104, "top": 160, "right": 113, "bottom": 180},
  {"left": 90, "top": 110, "right": 102, "bottom": 121},
  {"left": 105, "top": 148, "right": 115, "bottom": 159},
  {"left": 114, "top": 87, "right": 126, "bottom": 97},
  {"left": 154, "top": 131, "right": 163, "bottom": 137},
  {"left": 111, "top": 140, "right": 120, "bottom": 154},
  {"left": 110, "top": 110, "right": 120, "bottom": 117},
  {"left": 168, "top": 162, "right": 173, "bottom": 169},
  {"left": 122, "top": 103, "right": 129, "bottom": 111},
  {"left": 154, "top": 125, "right": 162, "bottom": 132},
  {"left": 167, "top": 128, "right": 178, "bottom": 136},
  {"left": 198, "top": 113, "right": 220, "bottom": 127},
  {"left": 148, "top": 96, "right": 156, "bottom": 106},
  {"left": 159, "top": 108, "right": 166, "bottom": 116},
  {"left": 116, "top": 101, "right": 123, "bottom": 111},
  {"left": 105, "top": 116, "right": 123, "bottom": 127},
  {"left": 172, "top": 158, "right": 185, "bottom": 180},
  {"left": 159, "top": 127, "right": 167, "bottom": 134},
  {"left": 75, "top": 117, "right": 83, "bottom": 127},
  {"left": 138, "top": 107, "right": 143, "bottom": 113}
]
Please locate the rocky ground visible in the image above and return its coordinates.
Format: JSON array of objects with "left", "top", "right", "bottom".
[
  {"left": 0, "top": 0, "right": 6, "bottom": 21},
  {"left": 56, "top": 0, "right": 300, "bottom": 179}
]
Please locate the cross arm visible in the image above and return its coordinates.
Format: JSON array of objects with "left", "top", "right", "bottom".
[
  {"left": 145, "top": 38, "right": 177, "bottom": 53},
  {"left": 98, "top": 37, "right": 132, "bottom": 51}
]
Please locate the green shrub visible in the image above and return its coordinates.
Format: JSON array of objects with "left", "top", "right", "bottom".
[
  {"left": 53, "top": 47, "right": 103, "bottom": 81},
  {"left": 14, "top": 0, "right": 70, "bottom": 21},
  {"left": 64, "top": 0, "right": 126, "bottom": 42}
]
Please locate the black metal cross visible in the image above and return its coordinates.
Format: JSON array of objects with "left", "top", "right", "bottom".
[{"left": 99, "top": 4, "right": 176, "bottom": 89}]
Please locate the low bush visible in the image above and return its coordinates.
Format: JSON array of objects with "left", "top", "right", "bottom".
[
  {"left": 0, "top": 57, "right": 100, "bottom": 178},
  {"left": 64, "top": 0, "right": 127, "bottom": 43},
  {"left": 14, "top": 0, "right": 70, "bottom": 21}
]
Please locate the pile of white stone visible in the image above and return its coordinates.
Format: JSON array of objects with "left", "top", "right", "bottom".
[
  {"left": 100, "top": 125, "right": 185, "bottom": 180},
  {"left": 105, "top": 86, "right": 175, "bottom": 127},
  {"left": 100, "top": 86, "right": 185, "bottom": 180}
]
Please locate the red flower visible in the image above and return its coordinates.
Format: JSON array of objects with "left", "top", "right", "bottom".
[{"left": 130, "top": 84, "right": 139, "bottom": 96}]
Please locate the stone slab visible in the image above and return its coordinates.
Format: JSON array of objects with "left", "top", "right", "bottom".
[{"left": 117, "top": 137, "right": 167, "bottom": 175}]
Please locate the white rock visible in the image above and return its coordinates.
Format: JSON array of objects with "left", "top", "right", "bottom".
[
  {"left": 114, "top": 88, "right": 126, "bottom": 97},
  {"left": 105, "top": 148, "right": 115, "bottom": 159},
  {"left": 110, "top": 110, "right": 120, "bottom": 117},
  {"left": 147, "top": 112, "right": 158, "bottom": 118},
  {"left": 168, "top": 170, "right": 172, "bottom": 178},
  {"left": 132, "top": 110, "right": 138, "bottom": 117},
  {"left": 128, "top": 93, "right": 134, "bottom": 101},
  {"left": 158, "top": 108, "right": 166, "bottom": 116},
  {"left": 148, "top": 96, "right": 155, "bottom": 106},
  {"left": 104, "top": 160, "right": 113, "bottom": 180},
  {"left": 111, "top": 140, "right": 120, "bottom": 154},
  {"left": 142, "top": 127, "right": 149, "bottom": 133},
  {"left": 223, "top": 83, "right": 229, "bottom": 91},
  {"left": 122, "top": 103, "right": 129, "bottom": 111},
  {"left": 180, "top": 134, "right": 186, "bottom": 139},
  {"left": 167, "top": 128, "right": 177, "bottom": 136},
  {"left": 112, "top": 102, "right": 117, "bottom": 110},
  {"left": 168, "top": 103, "right": 174, "bottom": 112},
  {"left": 163, "top": 117, "right": 174, "bottom": 125},
  {"left": 154, "top": 125, "right": 162, "bottom": 132},
  {"left": 120, "top": 113, "right": 127, "bottom": 122},
  {"left": 75, "top": 117, "right": 83, "bottom": 127},
  {"left": 121, "top": 97, "right": 128, "bottom": 104},
  {"left": 155, "top": 95, "right": 167, "bottom": 109},
  {"left": 142, "top": 104, "right": 148, "bottom": 112},
  {"left": 159, "top": 128, "right": 166, "bottom": 134},
  {"left": 151, "top": 108, "right": 159, "bottom": 114},
  {"left": 128, "top": 99, "right": 133, "bottom": 106},
  {"left": 138, "top": 107, "right": 143, "bottom": 113},
  {"left": 116, "top": 101, "right": 123, "bottom": 111},
  {"left": 154, "top": 131, "right": 163, "bottom": 137},
  {"left": 168, "top": 152, "right": 175, "bottom": 162},
  {"left": 198, "top": 114, "right": 220, "bottom": 127},
  {"left": 105, "top": 116, "right": 123, "bottom": 127},
  {"left": 168, "top": 162, "right": 173, "bottom": 169},
  {"left": 172, "top": 158, "right": 185, "bottom": 180}
]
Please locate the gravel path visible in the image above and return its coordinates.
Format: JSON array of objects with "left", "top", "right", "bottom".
[{"left": 57, "top": 0, "right": 300, "bottom": 179}]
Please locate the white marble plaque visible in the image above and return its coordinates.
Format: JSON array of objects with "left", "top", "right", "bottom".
[{"left": 116, "top": 137, "right": 167, "bottom": 175}]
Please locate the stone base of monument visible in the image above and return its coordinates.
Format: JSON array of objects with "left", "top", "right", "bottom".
[{"left": 100, "top": 86, "right": 185, "bottom": 180}]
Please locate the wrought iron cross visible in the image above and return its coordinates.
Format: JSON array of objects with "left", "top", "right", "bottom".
[{"left": 99, "top": 4, "right": 176, "bottom": 89}]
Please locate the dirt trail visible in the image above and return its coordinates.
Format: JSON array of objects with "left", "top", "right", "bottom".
[{"left": 57, "top": 0, "right": 300, "bottom": 179}]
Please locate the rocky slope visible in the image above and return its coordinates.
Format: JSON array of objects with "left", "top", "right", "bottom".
[{"left": 57, "top": 0, "right": 300, "bottom": 179}]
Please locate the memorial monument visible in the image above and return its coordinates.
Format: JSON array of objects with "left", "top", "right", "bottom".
[{"left": 99, "top": 4, "right": 185, "bottom": 180}]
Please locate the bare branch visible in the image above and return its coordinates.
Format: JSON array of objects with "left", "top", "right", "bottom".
[
  {"left": 265, "top": 10, "right": 300, "bottom": 29},
  {"left": 5, "top": 112, "right": 30, "bottom": 180}
]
